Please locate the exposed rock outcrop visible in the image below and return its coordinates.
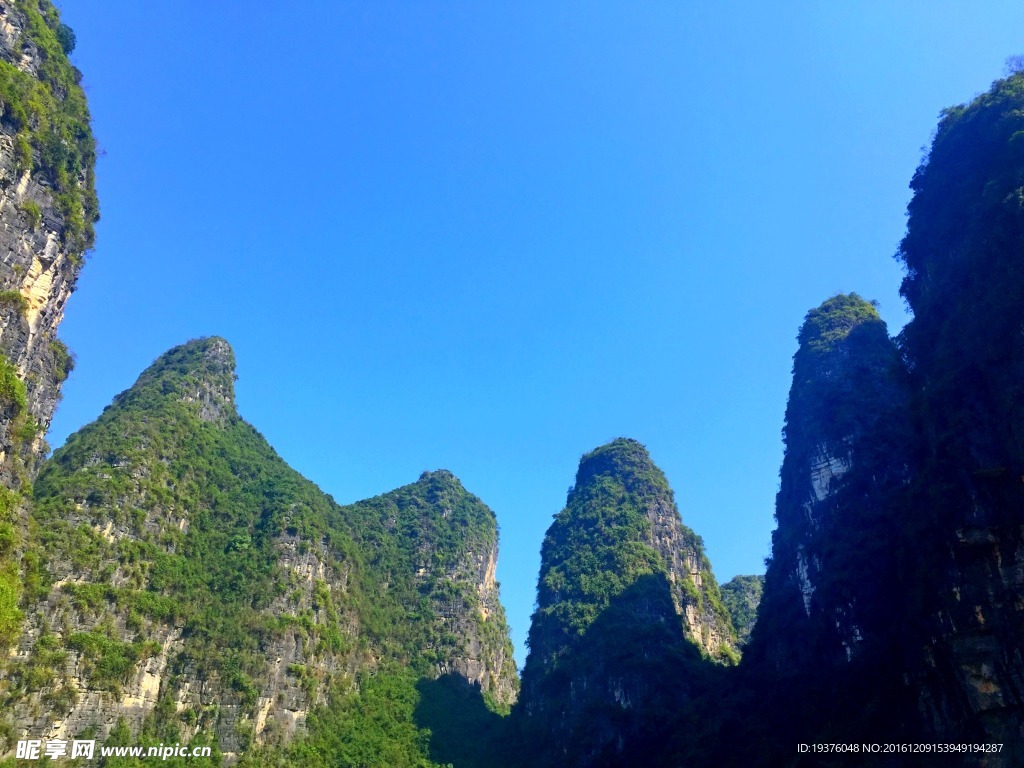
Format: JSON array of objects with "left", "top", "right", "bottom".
[
  {"left": 746, "top": 294, "right": 909, "bottom": 676},
  {"left": 516, "top": 438, "right": 735, "bottom": 766},
  {"left": 1, "top": 338, "right": 518, "bottom": 762},
  {"left": 0, "top": 0, "right": 97, "bottom": 478},
  {"left": 0, "top": 2, "right": 98, "bottom": 749},
  {"left": 895, "top": 71, "right": 1024, "bottom": 761}
]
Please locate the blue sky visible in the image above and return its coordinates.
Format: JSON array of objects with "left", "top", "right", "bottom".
[{"left": 49, "top": 1, "right": 1024, "bottom": 668}]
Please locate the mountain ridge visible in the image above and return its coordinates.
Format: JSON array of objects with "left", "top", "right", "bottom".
[
  {"left": 3, "top": 5, "right": 1024, "bottom": 765},
  {"left": 2, "top": 337, "right": 518, "bottom": 765}
]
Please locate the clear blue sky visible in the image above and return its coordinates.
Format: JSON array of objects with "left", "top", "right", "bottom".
[{"left": 49, "top": 1, "right": 1024, "bottom": 668}]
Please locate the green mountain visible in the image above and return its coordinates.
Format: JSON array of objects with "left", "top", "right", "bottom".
[
  {"left": 731, "top": 72, "right": 1024, "bottom": 766},
  {"left": 2, "top": 5, "right": 1024, "bottom": 764},
  {"left": 894, "top": 68, "right": 1024, "bottom": 755},
  {"left": 719, "top": 575, "right": 762, "bottom": 646},
  {"left": 1, "top": 337, "right": 516, "bottom": 766},
  {"left": 731, "top": 294, "right": 915, "bottom": 765},
  {"left": 0, "top": 0, "right": 99, "bottom": 674},
  {"left": 514, "top": 438, "right": 735, "bottom": 767}
]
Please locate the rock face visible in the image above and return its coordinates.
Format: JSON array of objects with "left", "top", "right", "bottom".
[
  {"left": 0, "top": 0, "right": 97, "bottom": 478},
  {"left": 895, "top": 71, "right": 1024, "bottom": 760},
  {"left": 737, "top": 80, "right": 1024, "bottom": 761},
  {"left": 0, "top": 0, "right": 98, "bottom": 734},
  {"left": 747, "top": 295, "right": 909, "bottom": 677},
  {"left": 345, "top": 470, "right": 519, "bottom": 709},
  {"left": 732, "top": 295, "right": 916, "bottom": 764},
  {"left": 516, "top": 438, "right": 735, "bottom": 766},
  {"left": 0, "top": 338, "right": 517, "bottom": 762}
]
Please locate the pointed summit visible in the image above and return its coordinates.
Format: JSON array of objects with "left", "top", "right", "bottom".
[
  {"left": 750, "top": 293, "right": 907, "bottom": 671},
  {"left": 21, "top": 339, "right": 519, "bottom": 761},
  {"left": 346, "top": 468, "right": 519, "bottom": 708},
  {"left": 113, "top": 336, "right": 236, "bottom": 423},
  {"left": 515, "top": 438, "right": 735, "bottom": 765},
  {"left": 531, "top": 437, "right": 734, "bottom": 662},
  {"left": 573, "top": 437, "right": 671, "bottom": 498},
  {"left": 736, "top": 293, "right": 912, "bottom": 763}
]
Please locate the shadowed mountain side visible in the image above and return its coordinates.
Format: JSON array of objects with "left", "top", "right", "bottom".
[
  {"left": 513, "top": 438, "right": 737, "bottom": 767},
  {"left": 512, "top": 573, "right": 718, "bottom": 768},
  {"left": 727, "top": 296, "right": 922, "bottom": 766},
  {"left": 894, "top": 71, "right": 1024, "bottom": 758},
  {"left": 713, "top": 643, "right": 924, "bottom": 768},
  {"left": 414, "top": 674, "right": 511, "bottom": 768},
  {"left": 748, "top": 298, "right": 911, "bottom": 676}
]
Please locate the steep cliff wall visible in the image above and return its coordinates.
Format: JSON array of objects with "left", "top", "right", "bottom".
[
  {"left": 896, "top": 71, "right": 1024, "bottom": 761},
  {"left": 516, "top": 438, "right": 735, "bottom": 767},
  {"left": 0, "top": 0, "right": 96, "bottom": 477},
  {"left": 0, "top": 1, "right": 97, "bottom": 740},
  {"left": 747, "top": 295, "right": 909, "bottom": 676},
  {"left": 344, "top": 471, "right": 518, "bottom": 709},
  {"left": 1, "top": 338, "right": 517, "bottom": 765},
  {"left": 731, "top": 295, "right": 916, "bottom": 764}
]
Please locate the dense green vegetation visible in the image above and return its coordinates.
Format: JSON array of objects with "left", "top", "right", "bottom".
[
  {"left": 242, "top": 665, "right": 440, "bottom": 768},
  {"left": 343, "top": 470, "right": 515, "bottom": 687},
  {"left": 528, "top": 438, "right": 731, "bottom": 651},
  {"left": 65, "top": 632, "right": 160, "bottom": 694},
  {"left": 0, "top": 290, "right": 28, "bottom": 316},
  {"left": 891, "top": 69, "right": 1024, "bottom": 755},
  {"left": 0, "top": 352, "right": 29, "bottom": 653},
  {"left": 29, "top": 340, "right": 352, "bottom": 700},
  {"left": 515, "top": 438, "right": 736, "bottom": 766},
  {"left": 0, "top": 558, "right": 21, "bottom": 649},
  {"left": 0, "top": 0, "right": 98, "bottom": 253},
  {"left": 0, "top": 353, "right": 27, "bottom": 417},
  {"left": 6, "top": 337, "right": 515, "bottom": 767},
  {"left": 719, "top": 575, "right": 762, "bottom": 646},
  {"left": 49, "top": 338, "right": 75, "bottom": 383},
  {"left": 96, "top": 717, "right": 222, "bottom": 768}
]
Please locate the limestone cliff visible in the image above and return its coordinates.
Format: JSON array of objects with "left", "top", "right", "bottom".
[
  {"left": 895, "top": 70, "right": 1024, "bottom": 761},
  {"left": 729, "top": 295, "right": 916, "bottom": 765},
  {"left": 0, "top": 0, "right": 97, "bottom": 477},
  {"left": 746, "top": 295, "right": 909, "bottom": 676},
  {"left": 0, "top": 0, "right": 97, "bottom": 737},
  {"left": 345, "top": 471, "right": 518, "bottom": 709},
  {"left": 1, "top": 338, "right": 517, "bottom": 763},
  {"left": 515, "top": 438, "right": 735, "bottom": 766}
]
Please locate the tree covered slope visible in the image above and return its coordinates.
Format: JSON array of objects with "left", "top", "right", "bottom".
[
  {"left": 1, "top": 337, "right": 516, "bottom": 766},
  {"left": 515, "top": 438, "right": 736, "bottom": 767}
]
